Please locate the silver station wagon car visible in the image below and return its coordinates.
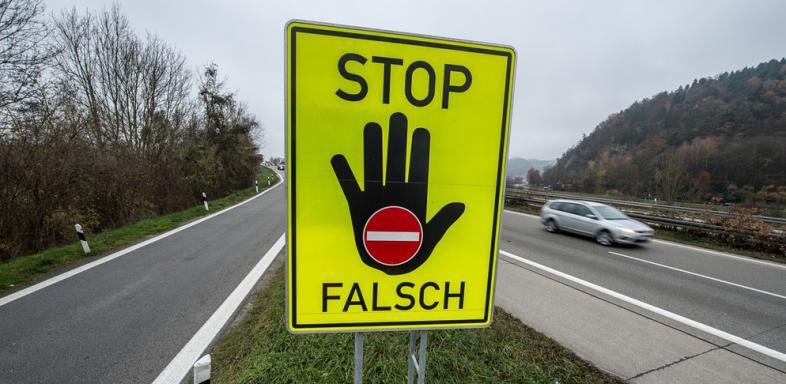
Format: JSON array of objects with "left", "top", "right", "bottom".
[{"left": 540, "top": 199, "right": 654, "bottom": 245}]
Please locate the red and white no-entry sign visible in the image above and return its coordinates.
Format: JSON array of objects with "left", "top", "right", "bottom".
[{"left": 363, "top": 206, "right": 423, "bottom": 266}]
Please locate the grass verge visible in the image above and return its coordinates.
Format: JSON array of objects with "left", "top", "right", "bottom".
[
  {"left": 211, "top": 266, "right": 621, "bottom": 384},
  {"left": 504, "top": 204, "right": 786, "bottom": 264},
  {"left": 0, "top": 167, "right": 280, "bottom": 293}
]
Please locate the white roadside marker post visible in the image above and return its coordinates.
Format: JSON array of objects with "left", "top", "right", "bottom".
[
  {"left": 255, "top": 180, "right": 259, "bottom": 193},
  {"left": 74, "top": 224, "right": 90, "bottom": 254},
  {"left": 267, "top": 176, "right": 271, "bottom": 186},
  {"left": 193, "top": 354, "right": 211, "bottom": 384},
  {"left": 202, "top": 192, "right": 209, "bottom": 211}
]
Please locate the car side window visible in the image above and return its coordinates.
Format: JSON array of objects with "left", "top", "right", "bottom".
[
  {"left": 561, "top": 203, "right": 578, "bottom": 215},
  {"left": 575, "top": 205, "right": 592, "bottom": 217},
  {"left": 549, "top": 202, "right": 563, "bottom": 211}
]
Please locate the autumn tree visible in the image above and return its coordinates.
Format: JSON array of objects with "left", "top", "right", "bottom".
[{"left": 527, "top": 167, "right": 542, "bottom": 187}]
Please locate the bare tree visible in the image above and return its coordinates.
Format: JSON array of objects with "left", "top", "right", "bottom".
[
  {"left": 52, "top": 5, "right": 192, "bottom": 153},
  {"left": 656, "top": 151, "right": 689, "bottom": 202},
  {"left": 526, "top": 167, "right": 542, "bottom": 187},
  {"left": 0, "top": 0, "right": 50, "bottom": 115},
  {"left": 50, "top": 7, "right": 100, "bottom": 144}
]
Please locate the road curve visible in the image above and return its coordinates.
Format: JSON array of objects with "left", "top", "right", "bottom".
[{"left": 0, "top": 184, "right": 285, "bottom": 384}]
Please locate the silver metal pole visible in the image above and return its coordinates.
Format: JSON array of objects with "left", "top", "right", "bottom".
[
  {"left": 407, "top": 331, "right": 428, "bottom": 384},
  {"left": 407, "top": 331, "right": 417, "bottom": 384},
  {"left": 417, "top": 331, "right": 428, "bottom": 384},
  {"left": 354, "top": 332, "right": 364, "bottom": 384}
]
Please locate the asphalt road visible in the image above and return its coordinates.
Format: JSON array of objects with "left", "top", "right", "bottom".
[
  {"left": 0, "top": 184, "right": 286, "bottom": 384},
  {"left": 499, "top": 210, "right": 786, "bottom": 371},
  {"left": 2, "top": 184, "right": 785, "bottom": 382}
]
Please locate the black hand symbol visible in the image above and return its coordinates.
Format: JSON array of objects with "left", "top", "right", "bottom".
[{"left": 331, "top": 112, "right": 465, "bottom": 275}]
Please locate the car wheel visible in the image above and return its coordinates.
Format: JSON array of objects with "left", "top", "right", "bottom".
[
  {"left": 596, "top": 230, "right": 613, "bottom": 246},
  {"left": 544, "top": 219, "right": 558, "bottom": 233}
]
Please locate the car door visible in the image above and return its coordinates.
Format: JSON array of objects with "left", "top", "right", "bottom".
[
  {"left": 572, "top": 204, "right": 598, "bottom": 235},
  {"left": 558, "top": 203, "right": 582, "bottom": 232}
]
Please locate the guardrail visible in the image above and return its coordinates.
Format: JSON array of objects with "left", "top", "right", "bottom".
[
  {"left": 507, "top": 188, "right": 786, "bottom": 226},
  {"left": 504, "top": 190, "right": 785, "bottom": 239}
]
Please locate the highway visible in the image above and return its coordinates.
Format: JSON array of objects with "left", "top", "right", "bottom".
[
  {"left": 497, "top": 210, "right": 786, "bottom": 381},
  {"left": 1, "top": 181, "right": 785, "bottom": 382},
  {"left": 0, "top": 182, "right": 286, "bottom": 384}
]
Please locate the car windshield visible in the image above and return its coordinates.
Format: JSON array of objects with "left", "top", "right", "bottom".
[{"left": 593, "top": 205, "right": 628, "bottom": 220}]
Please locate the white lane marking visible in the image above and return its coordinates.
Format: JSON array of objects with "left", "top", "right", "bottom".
[
  {"left": 152, "top": 233, "right": 285, "bottom": 384},
  {"left": 0, "top": 170, "right": 284, "bottom": 308},
  {"left": 366, "top": 231, "right": 420, "bottom": 242},
  {"left": 608, "top": 251, "right": 786, "bottom": 300},
  {"left": 651, "top": 238, "right": 786, "bottom": 270},
  {"left": 503, "top": 208, "right": 786, "bottom": 271},
  {"left": 499, "top": 249, "right": 786, "bottom": 363}
]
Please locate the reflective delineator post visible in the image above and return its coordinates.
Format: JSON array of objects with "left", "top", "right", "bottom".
[
  {"left": 193, "top": 354, "right": 211, "bottom": 384},
  {"left": 75, "top": 224, "right": 90, "bottom": 254},
  {"left": 255, "top": 180, "right": 259, "bottom": 193},
  {"left": 202, "top": 192, "right": 209, "bottom": 211}
]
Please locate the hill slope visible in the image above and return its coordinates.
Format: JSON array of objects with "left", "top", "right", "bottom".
[{"left": 543, "top": 58, "right": 786, "bottom": 204}]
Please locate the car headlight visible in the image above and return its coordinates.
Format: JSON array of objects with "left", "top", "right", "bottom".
[{"left": 621, "top": 228, "right": 636, "bottom": 235}]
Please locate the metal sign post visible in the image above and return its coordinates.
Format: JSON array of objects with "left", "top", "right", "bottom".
[
  {"left": 407, "top": 331, "right": 429, "bottom": 384},
  {"left": 353, "top": 331, "right": 428, "bottom": 384},
  {"left": 354, "top": 333, "right": 364, "bottom": 384}
]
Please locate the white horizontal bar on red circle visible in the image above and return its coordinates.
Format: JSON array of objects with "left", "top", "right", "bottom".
[{"left": 366, "top": 231, "right": 420, "bottom": 242}]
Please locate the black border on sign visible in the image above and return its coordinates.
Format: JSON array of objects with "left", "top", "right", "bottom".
[{"left": 290, "top": 25, "right": 513, "bottom": 330}]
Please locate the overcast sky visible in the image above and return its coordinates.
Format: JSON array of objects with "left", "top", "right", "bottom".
[{"left": 46, "top": 0, "right": 786, "bottom": 160}]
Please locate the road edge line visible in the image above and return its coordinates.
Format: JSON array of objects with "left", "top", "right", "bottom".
[
  {"left": 499, "top": 249, "right": 786, "bottom": 363},
  {"left": 0, "top": 172, "right": 284, "bottom": 308},
  {"left": 504, "top": 209, "right": 540, "bottom": 219},
  {"left": 151, "top": 233, "right": 286, "bottom": 384}
]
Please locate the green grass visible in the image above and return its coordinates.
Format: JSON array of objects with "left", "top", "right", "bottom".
[
  {"left": 211, "top": 267, "right": 621, "bottom": 384},
  {"left": 0, "top": 167, "right": 280, "bottom": 292}
]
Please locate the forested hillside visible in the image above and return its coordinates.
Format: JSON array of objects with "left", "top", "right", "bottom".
[
  {"left": 0, "top": 2, "right": 262, "bottom": 260},
  {"left": 543, "top": 58, "right": 786, "bottom": 204}
]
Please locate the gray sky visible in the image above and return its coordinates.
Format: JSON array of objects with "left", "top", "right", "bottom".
[{"left": 46, "top": 0, "right": 786, "bottom": 160}]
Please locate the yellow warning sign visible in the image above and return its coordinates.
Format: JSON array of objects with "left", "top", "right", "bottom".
[{"left": 286, "top": 21, "right": 515, "bottom": 332}]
